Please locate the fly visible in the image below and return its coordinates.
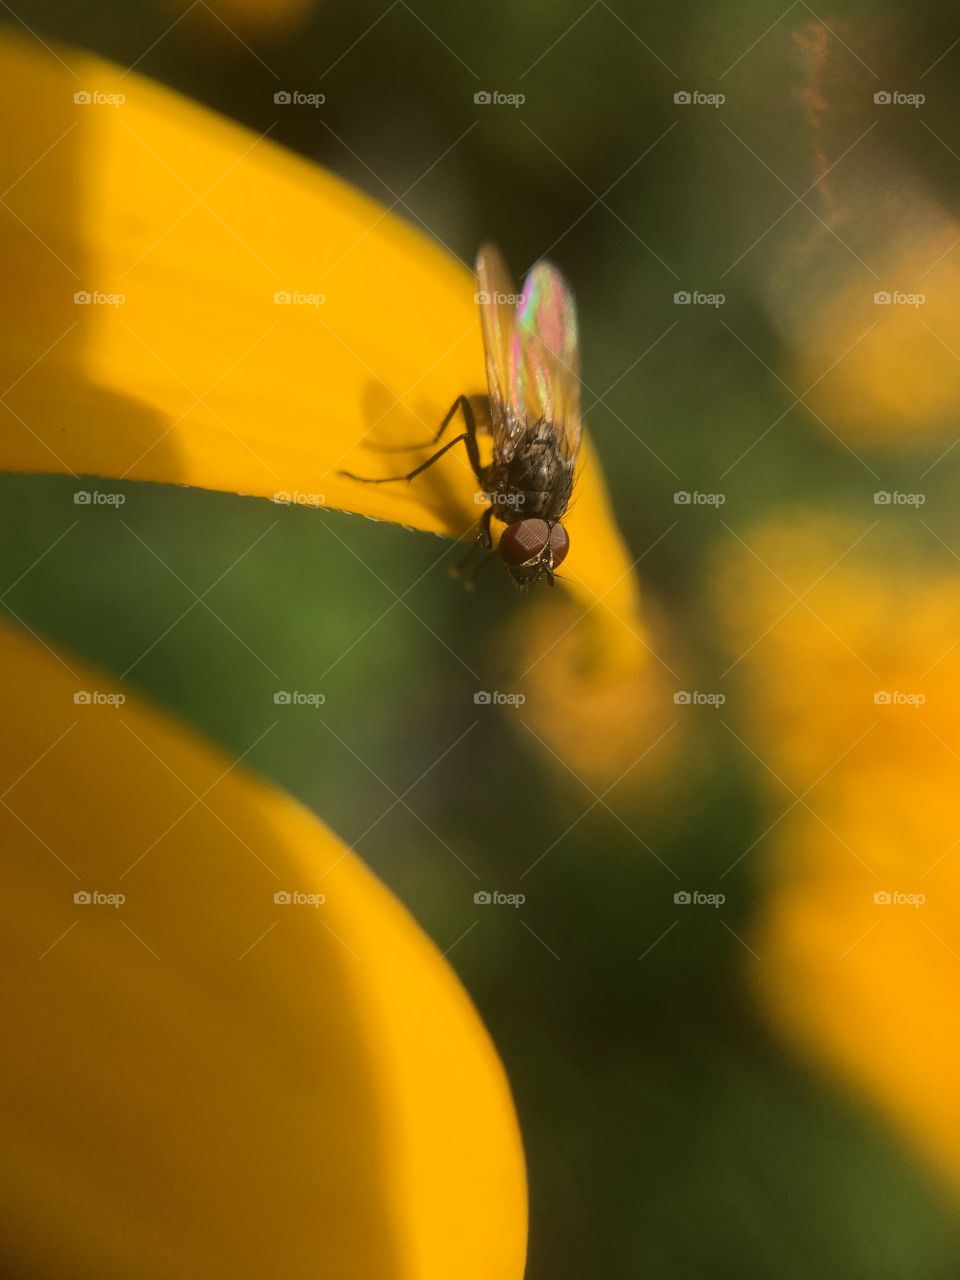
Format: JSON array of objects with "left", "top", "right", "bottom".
[{"left": 340, "top": 244, "right": 582, "bottom": 589}]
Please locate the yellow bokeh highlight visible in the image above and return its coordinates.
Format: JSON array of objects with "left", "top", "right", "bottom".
[
  {"left": 773, "top": 179, "right": 960, "bottom": 446},
  {"left": 716, "top": 514, "right": 960, "bottom": 1187},
  {"left": 509, "top": 585, "right": 680, "bottom": 789}
]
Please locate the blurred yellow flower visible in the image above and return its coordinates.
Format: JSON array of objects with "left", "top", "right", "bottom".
[
  {"left": 716, "top": 514, "right": 960, "bottom": 1189},
  {"left": 0, "top": 620, "right": 527, "bottom": 1277},
  {"left": 789, "top": 221, "right": 960, "bottom": 446}
]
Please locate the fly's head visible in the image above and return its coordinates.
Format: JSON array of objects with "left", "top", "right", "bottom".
[{"left": 498, "top": 517, "right": 570, "bottom": 588}]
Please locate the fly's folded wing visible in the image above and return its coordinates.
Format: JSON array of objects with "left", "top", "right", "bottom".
[
  {"left": 476, "top": 244, "right": 525, "bottom": 452},
  {"left": 514, "top": 262, "right": 582, "bottom": 464}
]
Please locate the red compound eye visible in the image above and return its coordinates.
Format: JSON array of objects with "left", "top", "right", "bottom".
[
  {"left": 498, "top": 519, "right": 549, "bottom": 566},
  {"left": 549, "top": 523, "right": 570, "bottom": 567}
]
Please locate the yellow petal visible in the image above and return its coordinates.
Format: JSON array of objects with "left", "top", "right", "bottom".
[
  {"left": 0, "top": 33, "right": 640, "bottom": 644},
  {"left": 0, "top": 620, "right": 526, "bottom": 1277}
]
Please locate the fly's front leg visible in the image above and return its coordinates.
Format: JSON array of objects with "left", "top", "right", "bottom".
[
  {"left": 337, "top": 389, "right": 478, "bottom": 483},
  {"left": 341, "top": 395, "right": 495, "bottom": 592},
  {"left": 339, "top": 395, "right": 481, "bottom": 485},
  {"left": 436, "top": 393, "right": 485, "bottom": 484},
  {"left": 358, "top": 396, "right": 469, "bottom": 454},
  {"left": 437, "top": 395, "right": 475, "bottom": 446},
  {"left": 461, "top": 550, "right": 496, "bottom": 591},
  {"left": 450, "top": 506, "right": 495, "bottom": 584},
  {"left": 340, "top": 394, "right": 488, "bottom": 476},
  {"left": 476, "top": 505, "right": 494, "bottom": 549},
  {"left": 338, "top": 432, "right": 467, "bottom": 485}
]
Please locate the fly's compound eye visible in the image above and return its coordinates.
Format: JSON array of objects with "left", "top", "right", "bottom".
[
  {"left": 498, "top": 519, "right": 570, "bottom": 569},
  {"left": 498, "top": 519, "right": 550, "bottom": 566},
  {"left": 548, "top": 523, "right": 570, "bottom": 568}
]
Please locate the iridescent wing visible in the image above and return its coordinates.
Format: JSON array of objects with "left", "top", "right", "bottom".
[
  {"left": 475, "top": 244, "right": 524, "bottom": 449},
  {"left": 511, "top": 262, "right": 582, "bottom": 463}
]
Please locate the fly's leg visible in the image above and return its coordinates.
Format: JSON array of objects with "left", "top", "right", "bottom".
[
  {"left": 461, "top": 551, "right": 496, "bottom": 591},
  {"left": 339, "top": 430, "right": 470, "bottom": 485},
  {"left": 363, "top": 395, "right": 478, "bottom": 452},
  {"left": 476, "top": 504, "right": 494, "bottom": 549},
  {"left": 451, "top": 541, "right": 496, "bottom": 590},
  {"left": 340, "top": 396, "right": 485, "bottom": 476},
  {"left": 341, "top": 398, "right": 495, "bottom": 588},
  {"left": 450, "top": 506, "right": 494, "bottom": 587}
]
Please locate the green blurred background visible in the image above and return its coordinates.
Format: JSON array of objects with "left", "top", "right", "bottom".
[{"left": 8, "top": 0, "right": 960, "bottom": 1274}]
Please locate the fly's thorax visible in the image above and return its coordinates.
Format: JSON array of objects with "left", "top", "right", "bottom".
[{"left": 501, "top": 426, "right": 574, "bottom": 521}]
